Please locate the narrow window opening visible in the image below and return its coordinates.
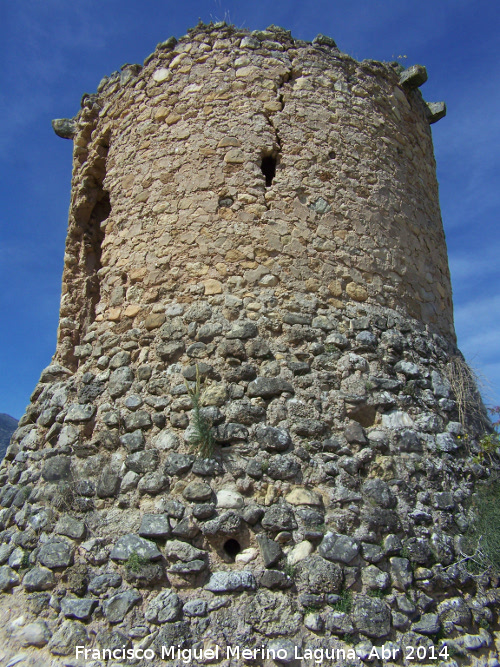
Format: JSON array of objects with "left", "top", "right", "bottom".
[
  {"left": 223, "top": 538, "right": 242, "bottom": 561},
  {"left": 58, "top": 130, "right": 111, "bottom": 369},
  {"left": 261, "top": 154, "right": 277, "bottom": 187},
  {"left": 84, "top": 189, "right": 109, "bottom": 326}
]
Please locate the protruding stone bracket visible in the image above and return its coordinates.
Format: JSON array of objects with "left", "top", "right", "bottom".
[
  {"left": 399, "top": 64, "right": 428, "bottom": 89},
  {"left": 51, "top": 118, "right": 77, "bottom": 139},
  {"left": 313, "top": 33, "right": 338, "bottom": 48},
  {"left": 426, "top": 102, "right": 447, "bottom": 124}
]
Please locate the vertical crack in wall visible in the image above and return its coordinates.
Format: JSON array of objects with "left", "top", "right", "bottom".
[{"left": 260, "top": 69, "right": 290, "bottom": 189}]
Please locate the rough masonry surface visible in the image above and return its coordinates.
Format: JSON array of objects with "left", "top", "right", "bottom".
[{"left": 1, "top": 21, "right": 498, "bottom": 667}]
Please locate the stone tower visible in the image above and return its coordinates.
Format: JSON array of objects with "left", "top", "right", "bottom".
[{"left": 1, "top": 23, "right": 498, "bottom": 665}]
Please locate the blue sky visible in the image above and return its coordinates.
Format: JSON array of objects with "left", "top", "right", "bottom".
[{"left": 0, "top": 0, "right": 498, "bottom": 419}]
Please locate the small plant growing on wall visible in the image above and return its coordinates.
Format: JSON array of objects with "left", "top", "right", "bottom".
[
  {"left": 470, "top": 407, "right": 500, "bottom": 464},
  {"left": 332, "top": 589, "right": 352, "bottom": 613},
  {"left": 185, "top": 365, "right": 215, "bottom": 459},
  {"left": 20, "top": 551, "right": 32, "bottom": 570},
  {"left": 476, "top": 432, "right": 500, "bottom": 464},
  {"left": 125, "top": 552, "right": 149, "bottom": 573}
]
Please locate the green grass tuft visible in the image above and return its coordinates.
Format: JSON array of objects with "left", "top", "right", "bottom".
[
  {"left": 185, "top": 365, "right": 215, "bottom": 459},
  {"left": 464, "top": 478, "right": 500, "bottom": 573},
  {"left": 125, "top": 552, "right": 149, "bottom": 572},
  {"left": 332, "top": 589, "right": 352, "bottom": 613}
]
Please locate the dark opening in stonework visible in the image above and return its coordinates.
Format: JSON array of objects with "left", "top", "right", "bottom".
[
  {"left": 223, "top": 538, "right": 242, "bottom": 561},
  {"left": 261, "top": 154, "right": 277, "bottom": 187},
  {"left": 218, "top": 196, "right": 234, "bottom": 208},
  {"left": 57, "top": 129, "right": 112, "bottom": 370},
  {"left": 84, "top": 189, "right": 109, "bottom": 323}
]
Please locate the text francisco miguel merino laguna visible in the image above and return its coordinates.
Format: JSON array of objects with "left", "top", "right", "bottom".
[{"left": 77, "top": 642, "right": 444, "bottom": 663}]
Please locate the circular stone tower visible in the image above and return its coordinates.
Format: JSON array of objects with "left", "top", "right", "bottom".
[{"left": 1, "top": 23, "right": 498, "bottom": 665}]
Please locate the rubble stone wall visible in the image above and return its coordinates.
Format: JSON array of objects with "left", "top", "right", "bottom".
[
  {"left": 56, "top": 22, "right": 453, "bottom": 371},
  {"left": 1, "top": 22, "right": 498, "bottom": 667}
]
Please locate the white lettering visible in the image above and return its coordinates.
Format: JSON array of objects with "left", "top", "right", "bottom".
[
  {"left": 298, "top": 647, "right": 357, "bottom": 662},
  {"left": 74, "top": 646, "right": 157, "bottom": 661},
  {"left": 180, "top": 648, "right": 192, "bottom": 663},
  {"left": 369, "top": 645, "right": 400, "bottom": 660},
  {"left": 162, "top": 646, "right": 176, "bottom": 659}
]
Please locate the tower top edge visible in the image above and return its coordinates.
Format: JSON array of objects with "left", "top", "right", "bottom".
[{"left": 52, "top": 21, "right": 445, "bottom": 136}]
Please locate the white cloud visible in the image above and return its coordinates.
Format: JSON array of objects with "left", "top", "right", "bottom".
[
  {"left": 455, "top": 294, "right": 500, "bottom": 337},
  {"left": 449, "top": 246, "right": 500, "bottom": 285}
]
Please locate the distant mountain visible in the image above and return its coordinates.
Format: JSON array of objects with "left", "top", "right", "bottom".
[{"left": 0, "top": 413, "right": 18, "bottom": 459}]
